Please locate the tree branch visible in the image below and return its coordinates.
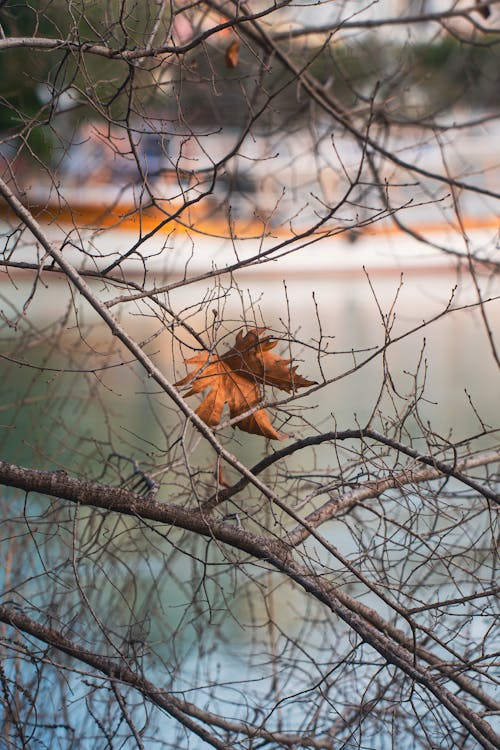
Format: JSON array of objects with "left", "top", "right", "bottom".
[{"left": 0, "top": 458, "right": 498, "bottom": 746}]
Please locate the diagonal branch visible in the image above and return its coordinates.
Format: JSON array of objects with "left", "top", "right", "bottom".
[
  {"left": 0, "top": 603, "right": 301, "bottom": 749},
  {"left": 0, "top": 459, "right": 498, "bottom": 746},
  {"left": 0, "top": 177, "right": 284, "bottom": 508}
]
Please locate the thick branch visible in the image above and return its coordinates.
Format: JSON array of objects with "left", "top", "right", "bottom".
[
  {"left": 0, "top": 605, "right": 320, "bottom": 750},
  {"left": 0, "top": 1, "right": 292, "bottom": 58},
  {"left": 0, "top": 459, "right": 498, "bottom": 746}
]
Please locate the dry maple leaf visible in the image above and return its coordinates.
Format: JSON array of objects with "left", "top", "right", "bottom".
[
  {"left": 175, "top": 328, "right": 316, "bottom": 440},
  {"left": 224, "top": 39, "right": 240, "bottom": 68}
]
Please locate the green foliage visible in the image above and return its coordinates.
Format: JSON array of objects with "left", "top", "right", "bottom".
[
  {"left": 303, "top": 32, "right": 500, "bottom": 114},
  {"left": 1, "top": 1, "right": 499, "bottom": 160},
  {"left": 413, "top": 33, "right": 500, "bottom": 107},
  {"left": 0, "top": 1, "right": 175, "bottom": 159}
]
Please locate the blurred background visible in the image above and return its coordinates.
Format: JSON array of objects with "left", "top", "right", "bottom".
[{"left": 0, "top": 1, "right": 499, "bottom": 748}]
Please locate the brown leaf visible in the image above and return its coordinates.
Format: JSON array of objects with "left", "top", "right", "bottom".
[
  {"left": 225, "top": 39, "right": 240, "bottom": 69},
  {"left": 175, "top": 328, "right": 316, "bottom": 440}
]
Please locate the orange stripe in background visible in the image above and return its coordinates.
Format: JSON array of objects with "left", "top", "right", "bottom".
[{"left": 1, "top": 202, "right": 498, "bottom": 240}]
